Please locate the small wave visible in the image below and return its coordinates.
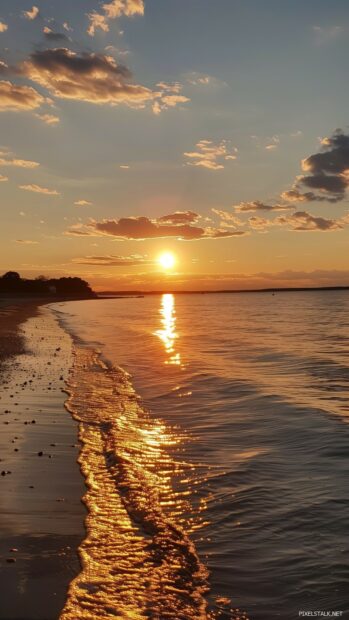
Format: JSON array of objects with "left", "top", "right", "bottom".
[{"left": 60, "top": 345, "right": 247, "bottom": 620}]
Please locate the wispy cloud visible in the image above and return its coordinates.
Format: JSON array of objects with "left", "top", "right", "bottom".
[
  {"left": 233, "top": 201, "right": 292, "bottom": 213},
  {"left": 72, "top": 254, "right": 152, "bottom": 266},
  {"left": 19, "top": 183, "right": 60, "bottom": 195},
  {"left": 23, "top": 6, "right": 40, "bottom": 20},
  {"left": 87, "top": 0, "right": 144, "bottom": 36},
  {"left": 0, "top": 174, "right": 8, "bottom": 181},
  {"left": 0, "top": 22, "right": 8, "bottom": 33},
  {"left": 184, "top": 139, "right": 237, "bottom": 170},
  {"left": 276, "top": 210, "right": 343, "bottom": 232},
  {"left": 312, "top": 25, "right": 343, "bottom": 45},
  {"left": 35, "top": 113, "right": 60, "bottom": 125},
  {"left": 152, "top": 83, "right": 190, "bottom": 114},
  {"left": 0, "top": 154, "right": 40, "bottom": 168},
  {"left": 0, "top": 79, "right": 45, "bottom": 111},
  {"left": 15, "top": 239, "right": 39, "bottom": 244},
  {"left": 74, "top": 199, "right": 92, "bottom": 206},
  {"left": 158, "top": 211, "right": 200, "bottom": 225}
]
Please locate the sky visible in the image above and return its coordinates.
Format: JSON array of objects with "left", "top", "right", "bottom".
[{"left": 0, "top": 0, "right": 349, "bottom": 291}]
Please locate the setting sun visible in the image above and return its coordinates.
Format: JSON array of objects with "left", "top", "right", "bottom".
[{"left": 158, "top": 252, "right": 176, "bottom": 270}]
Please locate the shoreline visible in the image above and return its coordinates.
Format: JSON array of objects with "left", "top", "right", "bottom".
[{"left": 0, "top": 302, "right": 86, "bottom": 620}]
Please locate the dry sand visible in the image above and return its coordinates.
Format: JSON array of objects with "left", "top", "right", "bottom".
[{"left": 0, "top": 301, "right": 85, "bottom": 620}]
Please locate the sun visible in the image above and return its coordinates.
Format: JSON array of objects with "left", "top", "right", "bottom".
[{"left": 158, "top": 252, "right": 176, "bottom": 270}]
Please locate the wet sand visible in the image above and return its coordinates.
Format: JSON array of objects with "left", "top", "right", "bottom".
[{"left": 0, "top": 303, "right": 85, "bottom": 620}]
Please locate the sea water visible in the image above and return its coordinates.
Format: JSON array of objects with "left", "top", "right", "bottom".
[{"left": 53, "top": 291, "right": 349, "bottom": 619}]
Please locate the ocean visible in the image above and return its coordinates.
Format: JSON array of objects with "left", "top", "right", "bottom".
[{"left": 53, "top": 291, "right": 349, "bottom": 619}]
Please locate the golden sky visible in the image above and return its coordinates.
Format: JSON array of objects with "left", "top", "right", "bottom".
[{"left": 1, "top": 0, "right": 349, "bottom": 290}]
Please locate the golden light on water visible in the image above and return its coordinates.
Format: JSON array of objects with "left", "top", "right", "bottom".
[
  {"left": 155, "top": 293, "right": 181, "bottom": 365},
  {"left": 158, "top": 251, "right": 176, "bottom": 270},
  {"left": 61, "top": 345, "right": 211, "bottom": 620}
]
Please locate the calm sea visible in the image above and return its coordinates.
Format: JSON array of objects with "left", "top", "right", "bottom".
[{"left": 54, "top": 291, "right": 349, "bottom": 620}]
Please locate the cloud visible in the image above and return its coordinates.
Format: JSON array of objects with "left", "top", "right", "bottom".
[
  {"left": 157, "top": 211, "right": 200, "bottom": 224},
  {"left": 234, "top": 201, "right": 292, "bottom": 213},
  {"left": 152, "top": 82, "right": 190, "bottom": 114},
  {"left": 184, "top": 139, "right": 237, "bottom": 170},
  {"left": 280, "top": 189, "right": 341, "bottom": 204},
  {"left": 11, "top": 48, "right": 188, "bottom": 113},
  {"left": 23, "top": 6, "right": 40, "bottom": 20},
  {"left": 87, "top": 0, "right": 144, "bottom": 36},
  {"left": 153, "top": 93, "right": 190, "bottom": 115},
  {"left": 43, "top": 27, "right": 69, "bottom": 42},
  {"left": 293, "top": 129, "right": 349, "bottom": 202},
  {"left": 312, "top": 25, "right": 343, "bottom": 45},
  {"left": 35, "top": 112, "right": 60, "bottom": 125},
  {"left": 66, "top": 215, "right": 246, "bottom": 240},
  {"left": 0, "top": 80, "right": 45, "bottom": 111},
  {"left": 74, "top": 199, "right": 92, "bottom": 206},
  {"left": 211, "top": 209, "right": 244, "bottom": 227},
  {"left": 19, "top": 184, "right": 60, "bottom": 195},
  {"left": 72, "top": 254, "right": 151, "bottom": 266},
  {"left": 21, "top": 48, "right": 156, "bottom": 108},
  {"left": 248, "top": 216, "right": 272, "bottom": 231},
  {"left": 0, "top": 22, "right": 8, "bottom": 33},
  {"left": 0, "top": 155, "right": 39, "bottom": 168},
  {"left": 265, "top": 135, "right": 280, "bottom": 150},
  {"left": 187, "top": 74, "right": 212, "bottom": 86},
  {"left": 275, "top": 210, "right": 342, "bottom": 232},
  {"left": 0, "top": 174, "right": 8, "bottom": 181},
  {"left": 242, "top": 210, "right": 344, "bottom": 233},
  {"left": 15, "top": 239, "right": 39, "bottom": 244},
  {"left": 186, "top": 72, "right": 227, "bottom": 88}
]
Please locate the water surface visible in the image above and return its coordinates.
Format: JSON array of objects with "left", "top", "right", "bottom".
[{"left": 55, "top": 291, "right": 349, "bottom": 619}]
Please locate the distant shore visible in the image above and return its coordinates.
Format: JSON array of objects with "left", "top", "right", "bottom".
[{"left": 98, "top": 285, "right": 349, "bottom": 296}]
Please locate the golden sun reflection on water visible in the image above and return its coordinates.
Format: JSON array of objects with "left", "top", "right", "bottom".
[{"left": 155, "top": 293, "right": 182, "bottom": 366}]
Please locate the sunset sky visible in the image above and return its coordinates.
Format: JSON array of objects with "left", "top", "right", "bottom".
[{"left": 1, "top": 0, "right": 349, "bottom": 291}]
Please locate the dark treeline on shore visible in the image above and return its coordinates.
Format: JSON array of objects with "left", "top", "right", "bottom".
[{"left": 0, "top": 272, "right": 97, "bottom": 299}]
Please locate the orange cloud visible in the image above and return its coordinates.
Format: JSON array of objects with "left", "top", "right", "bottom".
[
  {"left": 184, "top": 139, "right": 237, "bottom": 170},
  {"left": 87, "top": 0, "right": 144, "bottom": 36},
  {"left": 21, "top": 48, "right": 155, "bottom": 108},
  {"left": 74, "top": 199, "right": 92, "bottom": 206},
  {"left": 35, "top": 113, "right": 60, "bottom": 125},
  {"left": 157, "top": 211, "right": 200, "bottom": 224},
  {"left": 66, "top": 215, "right": 246, "bottom": 240},
  {"left": 19, "top": 184, "right": 60, "bottom": 195},
  {"left": 0, "top": 80, "right": 45, "bottom": 111},
  {"left": 23, "top": 6, "right": 39, "bottom": 20},
  {"left": 0, "top": 155, "right": 39, "bottom": 168}
]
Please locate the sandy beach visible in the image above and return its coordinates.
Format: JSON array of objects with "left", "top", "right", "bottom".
[{"left": 0, "top": 301, "right": 85, "bottom": 620}]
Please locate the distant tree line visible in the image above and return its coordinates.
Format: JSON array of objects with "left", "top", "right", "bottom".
[{"left": 0, "top": 272, "right": 97, "bottom": 298}]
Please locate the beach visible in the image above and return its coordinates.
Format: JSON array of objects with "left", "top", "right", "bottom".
[{"left": 0, "top": 301, "right": 85, "bottom": 620}]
